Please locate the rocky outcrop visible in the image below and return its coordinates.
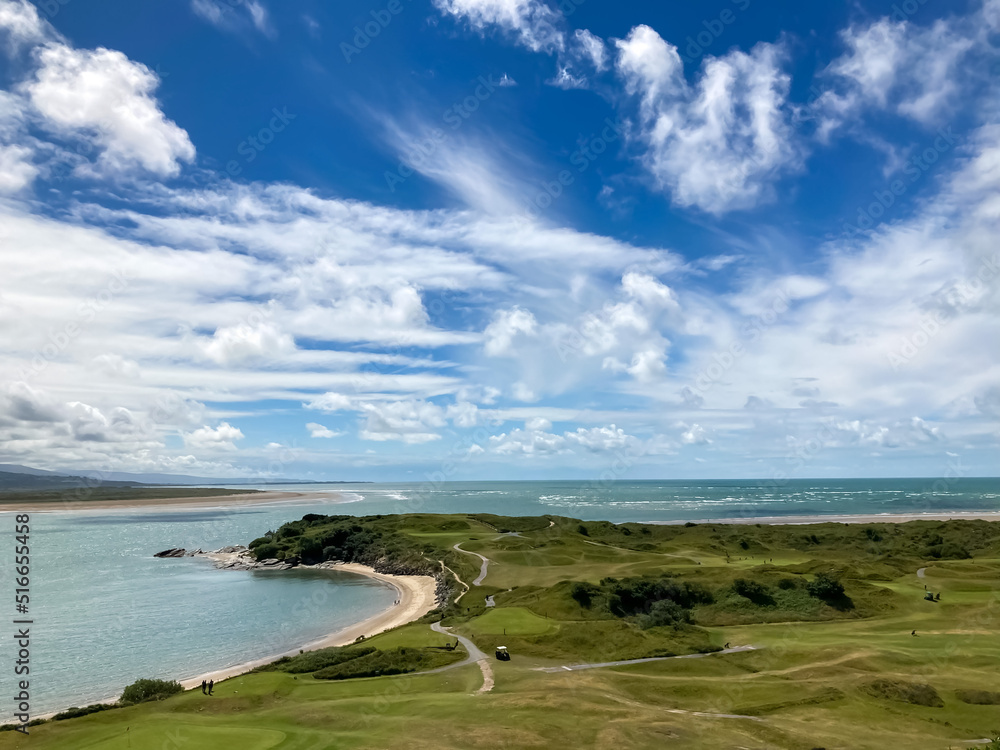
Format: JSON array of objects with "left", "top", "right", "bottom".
[{"left": 153, "top": 548, "right": 187, "bottom": 558}]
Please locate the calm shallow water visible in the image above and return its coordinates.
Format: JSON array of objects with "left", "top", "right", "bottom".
[{"left": 6, "top": 477, "right": 998, "bottom": 718}]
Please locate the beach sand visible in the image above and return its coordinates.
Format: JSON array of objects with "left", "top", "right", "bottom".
[
  {"left": 36, "top": 563, "right": 437, "bottom": 718},
  {"left": 0, "top": 490, "right": 340, "bottom": 513},
  {"left": 176, "top": 563, "right": 438, "bottom": 690}
]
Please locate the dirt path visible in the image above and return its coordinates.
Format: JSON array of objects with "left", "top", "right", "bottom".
[
  {"left": 429, "top": 622, "right": 495, "bottom": 694},
  {"left": 453, "top": 543, "right": 490, "bottom": 585},
  {"left": 533, "top": 646, "right": 757, "bottom": 673}
]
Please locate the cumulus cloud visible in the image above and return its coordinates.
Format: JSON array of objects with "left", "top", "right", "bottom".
[
  {"left": 184, "top": 422, "right": 245, "bottom": 450},
  {"left": 199, "top": 320, "right": 294, "bottom": 366},
  {"left": 23, "top": 44, "right": 195, "bottom": 178},
  {"left": 0, "top": 0, "right": 46, "bottom": 49},
  {"left": 306, "top": 422, "right": 342, "bottom": 438},
  {"left": 615, "top": 26, "right": 800, "bottom": 213},
  {"left": 357, "top": 399, "right": 447, "bottom": 443},
  {"left": 484, "top": 307, "right": 538, "bottom": 356}
]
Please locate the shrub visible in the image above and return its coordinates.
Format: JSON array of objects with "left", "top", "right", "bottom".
[
  {"left": 637, "top": 599, "right": 690, "bottom": 629},
  {"left": 258, "top": 646, "right": 376, "bottom": 674},
  {"left": 252, "top": 542, "right": 280, "bottom": 560},
  {"left": 120, "top": 678, "right": 183, "bottom": 705},
  {"left": 732, "top": 578, "right": 775, "bottom": 606},
  {"left": 777, "top": 577, "right": 799, "bottom": 590},
  {"left": 313, "top": 647, "right": 446, "bottom": 680},
  {"left": 807, "top": 573, "right": 845, "bottom": 601},
  {"left": 570, "top": 582, "right": 599, "bottom": 608},
  {"left": 577, "top": 524, "right": 589, "bottom": 536},
  {"left": 53, "top": 704, "right": 114, "bottom": 721}
]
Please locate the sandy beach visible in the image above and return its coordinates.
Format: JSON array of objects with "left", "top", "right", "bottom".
[
  {"left": 0, "top": 489, "right": 339, "bottom": 513},
  {"left": 176, "top": 562, "right": 438, "bottom": 690},
  {"left": 35, "top": 562, "right": 437, "bottom": 719},
  {"left": 657, "top": 511, "right": 1000, "bottom": 525}
]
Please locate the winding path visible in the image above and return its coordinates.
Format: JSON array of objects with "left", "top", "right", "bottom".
[
  {"left": 453, "top": 543, "right": 490, "bottom": 586},
  {"left": 533, "top": 645, "right": 757, "bottom": 673},
  {"left": 429, "top": 622, "right": 494, "bottom": 693}
]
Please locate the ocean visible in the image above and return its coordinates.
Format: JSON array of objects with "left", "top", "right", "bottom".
[{"left": 5, "top": 477, "right": 999, "bottom": 718}]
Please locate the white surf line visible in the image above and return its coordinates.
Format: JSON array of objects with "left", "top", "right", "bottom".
[{"left": 453, "top": 543, "right": 490, "bottom": 586}]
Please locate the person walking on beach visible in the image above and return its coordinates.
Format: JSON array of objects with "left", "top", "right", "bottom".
[
  {"left": 201, "top": 680, "right": 207, "bottom": 695},
  {"left": 208, "top": 680, "right": 214, "bottom": 695}
]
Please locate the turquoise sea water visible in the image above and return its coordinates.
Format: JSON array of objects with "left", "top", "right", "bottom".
[{"left": 4, "top": 477, "right": 999, "bottom": 718}]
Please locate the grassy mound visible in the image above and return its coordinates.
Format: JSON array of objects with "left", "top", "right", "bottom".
[
  {"left": 313, "top": 647, "right": 461, "bottom": 680},
  {"left": 862, "top": 679, "right": 944, "bottom": 707},
  {"left": 955, "top": 689, "right": 1000, "bottom": 705},
  {"left": 255, "top": 645, "right": 377, "bottom": 674}
]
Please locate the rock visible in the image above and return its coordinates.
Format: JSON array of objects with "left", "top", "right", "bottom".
[{"left": 153, "top": 548, "right": 186, "bottom": 558}]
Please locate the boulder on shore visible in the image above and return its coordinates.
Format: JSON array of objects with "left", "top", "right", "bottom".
[{"left": 153, "top": 548, "right": 186, "bottom": 558}]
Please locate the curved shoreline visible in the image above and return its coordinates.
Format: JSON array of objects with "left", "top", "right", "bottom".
[{"left": 35, "top": 564, "right": 437, "bottom": 720}]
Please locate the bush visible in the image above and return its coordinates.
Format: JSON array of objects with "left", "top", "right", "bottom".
[
  {"left": 637, "top": 599, "right": 690, "bottom": 629},
  {"left": 570, "top": 582, "right": 599, "bottom": 608},
  {"left": 313, "top": 647, "right": 449, "bottom": 680},
  {"left": 120, "top": 678, "right": 183, "bottom": 705},
  {"left": 258, "top": 646, "right": 376, "bottom": 674},
  {"left": 777, "top": 577, "right": 799, "bottom": 590},
  {"left": 732, "top": 579, "right": 775, "bottom": 606},
  {"left": 577, "top": 524, "right": 589, "bottom": 536},
  {"left": 807, "top": 573, "right": 845, "bottom": 601},
  {"left": 53, "top": 704, "right": 113, "bottom": 721},
  {"left": 252, "top": 542, "right": 280, "bottom": 560}
]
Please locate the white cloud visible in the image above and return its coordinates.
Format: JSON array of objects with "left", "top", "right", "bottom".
[
  {"left": 490, "top": 422, "right": 638, "bottom": 456},
  {"left": 358, "top": 399, "right": 447, "bottom": 443},
  {"left": 680, "top": 423, "right": 709, "bottom": 445},
  {"left": 184, "top": 422, "right": 245, "bottom": 450},
  {"left": 0, "top": 0, "right": 46, "bottom": 49},
  {"left": 200, "top": 320, "right": 294, "bottom": 366},
  {"left": 615, "top": 26, "right": 800, "bottom": 213},
  {"left": 24, "top": 43, "right": 195, "bottom": 177},
  {"left": 574, "top": 29, "right": 607, "bottom": 71},
  {"left": 0, "top": 143, "right": 36, "bottom": 192},
  {"left": 306, "top": 393, "right": 355, "bottom": 412},
  {"left": 815, "top": 17, "right": 976, "bottom": 136},
  {"left": 434, "top": 0, "right": 564, "bottom": 52},
  {"left": 484, "top": 307, "right": 537, "bottom": 356},
  {"left": 306, "top": 422, "right": 342, "bottom": 439},
  {"left": 191, "top": 0, "right": 274, "bottom": 37}
]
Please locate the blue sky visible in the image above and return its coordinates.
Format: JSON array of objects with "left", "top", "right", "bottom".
[{"left": 0, "top": 0, "right": 997, "bottom": 481}]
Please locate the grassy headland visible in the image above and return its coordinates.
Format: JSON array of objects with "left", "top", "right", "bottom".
[{"left": 7, "top": 513, "right": 1000, "bottom": 749}]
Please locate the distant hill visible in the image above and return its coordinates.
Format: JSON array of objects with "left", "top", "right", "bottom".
[
  {"left": 0, "top": 470, "right": 139, "bottom": 492},
  {"left": 0, "top": 464, "right": 339, "bottom": 487}
]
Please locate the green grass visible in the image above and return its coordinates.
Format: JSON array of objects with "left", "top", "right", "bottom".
[{"left": 10, "top": 514, "right": 1000, "bottom": 749}]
